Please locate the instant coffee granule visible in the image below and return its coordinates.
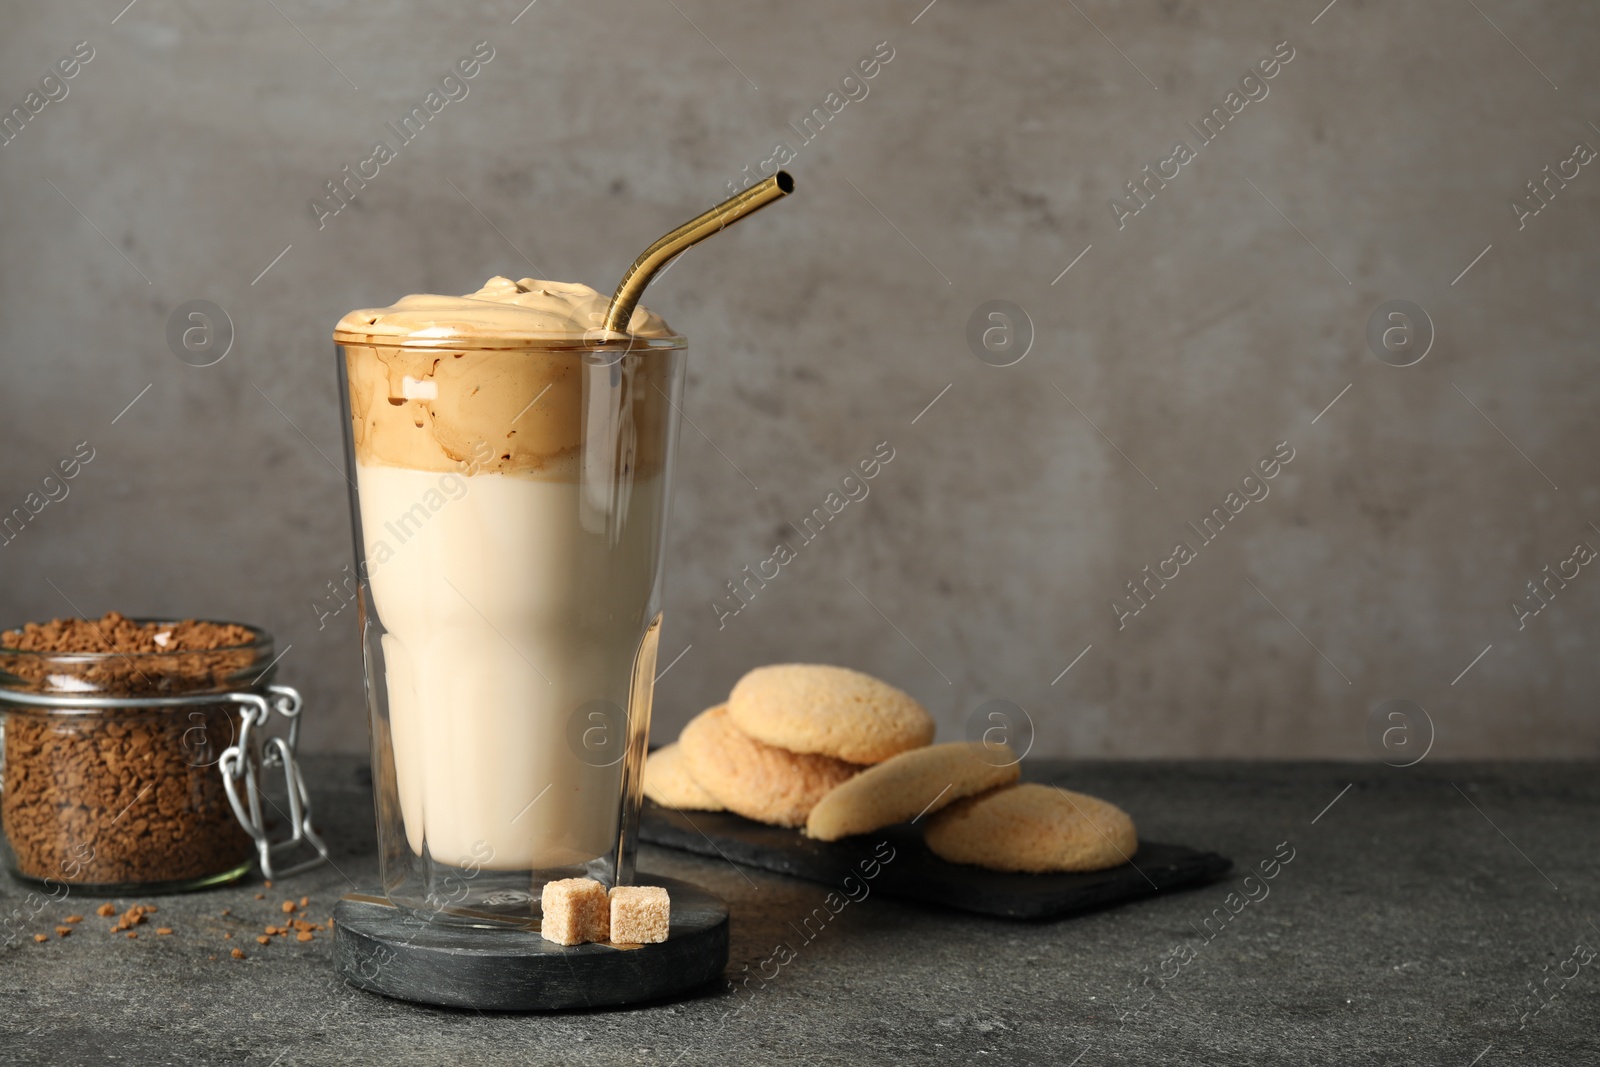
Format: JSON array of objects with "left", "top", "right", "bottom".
[
  {"left": 0, "top": 614, "right": 258, "bottom": 886},
  {"left": 0, "top": 613, "right": 256, "bottom": 693}
]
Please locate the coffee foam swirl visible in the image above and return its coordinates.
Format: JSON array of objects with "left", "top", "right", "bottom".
[
  {"left": 344, "top": 344, "right": 678, "bottom": 481},
  {"left": 334, "top": 276, "right": 674, "bottom": 345}
]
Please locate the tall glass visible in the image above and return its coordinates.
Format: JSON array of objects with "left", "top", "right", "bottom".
[{"left": 334, "top": 328, "right": 684, "bottom": 926}]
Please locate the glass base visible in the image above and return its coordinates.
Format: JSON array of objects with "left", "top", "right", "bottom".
[{"left": 388, "top": 863, "right": 613, "bottom": 928}]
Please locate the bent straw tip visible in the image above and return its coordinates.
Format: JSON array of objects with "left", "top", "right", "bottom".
[{"left": 604, "top": 172, "right": 797, "bottom": 335}]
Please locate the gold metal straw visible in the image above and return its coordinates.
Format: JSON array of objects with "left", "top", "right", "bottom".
[{"left": 603, "top": 171, "right": 794, "bottom": 335}]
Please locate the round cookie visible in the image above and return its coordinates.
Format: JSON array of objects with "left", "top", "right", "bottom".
[
  {"left": 923, "top": 784, "right": 1137, "bottom": 873},
  {"left": 678, "top": 704, "right": 864, "bottom": 827},
  {"left": 642, "top": 742, "right": 724, "bottom": 812},
  {"left": 727, "top": 664, "right": 934, "bottom": 764},
  {"left": 805, "top": 742, "right": 1021, "bottom": 841}
]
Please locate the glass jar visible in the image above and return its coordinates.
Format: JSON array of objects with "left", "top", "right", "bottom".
[{"left": 0, "top": 621, "right": 327, "bottom": 893}]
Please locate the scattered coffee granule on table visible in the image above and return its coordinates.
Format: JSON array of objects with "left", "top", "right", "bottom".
[
  {"left": 224, "top": 933, "right": 233, "bottom": 940},
  {"left": 33, "top": 934, "right": 47, "bottom": 943},
  {"left": 1, "top": 615, "right": 259, "bottom": 887},
  {"left": 255, "top": 935, "right": 271, "bottom": 946},
  {"left": 64, "top": 915, "right": 83, "bottom": 924},
  {"left": 255, "top": 894, "right": 265, "bottom": 901},
  {"left": 126, "top": 932, "right": 137, "bottom": 939},
  {"left": 54, "top": 926, "right": 72, "bottom": 937},
  {"left": 296, "top": 931, "right": 313, "bottom": 943},
  {"left": 95, "top": 903, "right": 117, "bottom": 917},
  {"left": 230, "top": 948, "right": 245, "bottom": 959},
  {"left": 156, "top": 928, "right": 172, "bottom": 936},
  {"left": 299, "top": 896, "right": 309, "bottom": 908},
  {"left": 220, "top": 908, "right": 231, "bottom": 916},
  {"left": 263, "top": 880, "right": 273, "bottom": 889},
  {"left": 281, "top": 900, "right": 295, "bottom": 914}
]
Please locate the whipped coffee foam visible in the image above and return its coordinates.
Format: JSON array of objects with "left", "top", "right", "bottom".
[
  {"left": 334, "top": 276, "right": 674, "bottom": 346},
  {"left": 341, "top": 278, "right": 675, "bottom": 480}
]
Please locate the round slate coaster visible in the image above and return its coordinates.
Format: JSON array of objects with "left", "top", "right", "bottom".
[{"left": 332, "top": 874, "right": 728, "bottom": 1011}]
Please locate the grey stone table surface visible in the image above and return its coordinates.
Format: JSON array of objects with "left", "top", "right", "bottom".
[{"left": 2, "top": 758, "right": 1595, "bottom": 1066}]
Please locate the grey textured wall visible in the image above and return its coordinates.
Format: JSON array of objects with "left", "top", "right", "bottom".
[{"left": 2, "top": 1, "right": 1595, "bottom": 758}]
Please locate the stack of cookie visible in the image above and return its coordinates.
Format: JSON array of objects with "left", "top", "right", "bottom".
[{"left": 644, "top": 664, "right": 1139, "bottom": 874}]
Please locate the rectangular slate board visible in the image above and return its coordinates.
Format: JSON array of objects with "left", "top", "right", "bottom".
[{"left": 640, "top": 802, "right": 1232, "bottom": 921}]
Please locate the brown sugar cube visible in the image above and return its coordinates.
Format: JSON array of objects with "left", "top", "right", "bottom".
[
  {"left": 96, "top": 903, "right": 117, "bottom": 917},
  {"left": 230, "top": 948, "right": 245, "bottom": 959},
  {"left": 607, "top": 886, "right": 670, "bottom": 944},
  {"left": 539, "top": 878, "right": 609, "bottom": 946}
]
